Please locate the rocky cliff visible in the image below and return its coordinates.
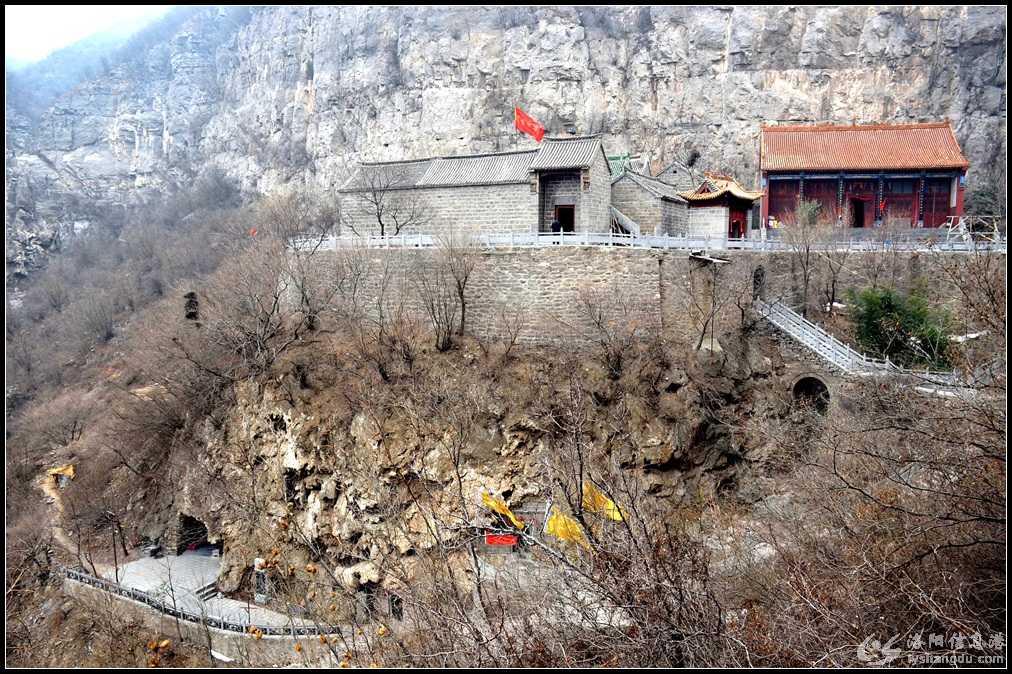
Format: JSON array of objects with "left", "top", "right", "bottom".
[
  {"left": 6, "top": 5, "right": 1007, "bottom": 274},
  {"left": 144, "top": 335, "right": 784, "bottom": 596}
]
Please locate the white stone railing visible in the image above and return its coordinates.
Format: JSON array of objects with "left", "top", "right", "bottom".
[
  {"left": 290, "top": 231, "right": 1006, "bottom": 253},
  {"left": 756, "top": 299, "right": 963, "bottom": 388},
  {"left": 60, "top": 565, "right": 340, "bottom": 637}
]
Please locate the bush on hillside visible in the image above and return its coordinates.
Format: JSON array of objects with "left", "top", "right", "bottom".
[{"left": 847, "top": 286, "right": 952, "bottom": 369}]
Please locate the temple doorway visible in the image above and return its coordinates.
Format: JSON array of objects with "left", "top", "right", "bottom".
[{"left": 555, "top": 205, "right": 575, "bottom": 232}]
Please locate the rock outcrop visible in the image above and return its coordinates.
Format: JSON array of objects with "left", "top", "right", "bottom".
[
  {"left": 6, "top": 5, "right": 1007, "bottom": 274},
  {"left": 158, "top": 338, "right": 787, "bottom": 595}
]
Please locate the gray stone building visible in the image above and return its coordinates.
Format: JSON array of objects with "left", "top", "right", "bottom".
[
  {"left": 339, "top": 135, "right": 613, "bottom": 237},
  {"left": 651, "top": 158, "right": 700, "bottom": 192},
  {"left": 609, "top": 171, "right": 689, "bottom": 236}
]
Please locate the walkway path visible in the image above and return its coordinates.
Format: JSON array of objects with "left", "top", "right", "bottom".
[
  {"left": 36, "top": 475, "right": 108, "bottom": 573},
  {"left": 88, "top": 552, "right": 323, "bottom": 630}
]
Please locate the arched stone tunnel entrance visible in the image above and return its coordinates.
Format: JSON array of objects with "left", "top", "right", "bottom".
[
  {"left": 791, "top": 375, "right": 831, "bottom": 415},
  {"left": 166, "top": 513, "right": 222, "bottom": 556}
]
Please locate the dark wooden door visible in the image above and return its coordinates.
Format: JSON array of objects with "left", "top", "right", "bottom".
[
  {"left": 556, "top": 205, "right": 575, "bottom": 232},
  {"left": 729, "top": 206, "right": 748, "bottom": 238}
]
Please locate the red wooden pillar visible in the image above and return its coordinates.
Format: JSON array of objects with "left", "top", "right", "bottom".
[{"left": 911, "top": 177, "right": 922, "bottom": 227}]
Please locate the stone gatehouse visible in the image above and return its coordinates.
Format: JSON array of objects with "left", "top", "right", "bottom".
[{"left": 338, "top": 135, "right": 618, "bottom": 238}]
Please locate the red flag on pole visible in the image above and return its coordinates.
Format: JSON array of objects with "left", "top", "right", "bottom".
[{"left": 514, "top": 106, "right": 545, "bottom": 142}]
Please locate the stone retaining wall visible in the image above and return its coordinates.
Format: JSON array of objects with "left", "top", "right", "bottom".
[
  {"left": 290, "top": 245, "right": 976, "bottom": 346},
  {"left": 63, "top": 579, "right": 336, "bottom": 666}
]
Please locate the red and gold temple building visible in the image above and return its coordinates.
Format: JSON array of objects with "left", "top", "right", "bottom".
[{"left": 760, "top": 122, "right": 969, "bottom": 228}]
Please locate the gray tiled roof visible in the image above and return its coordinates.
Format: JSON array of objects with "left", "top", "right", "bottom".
[
  {"left": 340, "top": 135, "right": 610, "bottom": 192},
  {"left": 653, "top": 159, "right": 699, "bottom": 191},
  {"left": 340, "top": 160, "right": 433, "bottom": 191},
  {"left": 529, "top": 135, "right": 607, "bottom": 171},
  {"left": 613, "top": 171, "right": 687, "bottom": 203},
  {"left": 418, "top": 150, "right": 537, "bottom": 187}
]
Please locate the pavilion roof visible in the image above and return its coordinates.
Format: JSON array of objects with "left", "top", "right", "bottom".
[{"left": 678, "top": 172, "right": 763, "bottom": 203}]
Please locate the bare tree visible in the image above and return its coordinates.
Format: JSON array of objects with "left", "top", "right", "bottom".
[
  {"left": 346, "top": 165, "right": 430, "bottom": 236},
  {"left": 686, "top": 256, "right": 748, "bottom": 351},
  {"left": 813, "top": 203, "right": 853, "bottom": 317},
  {"left": 438, "top": 232, "right": 481, "bottom": 336},
  {"left": 256, "top": 186, "right": 342, "bottom": 242},
  {"left": 779, "top": 199, "right": 822, "bottom": 317},
  {"left": 567, "top": 286, "right": 655, "bottom": 378},
  {"left": 476, "top": 302, "right": 528, "bottom": 362},
  {"left": 413, "top": 258, "right": 459, "bottom": 352},
  {"left": 346, "top": 254, "right": 420, "bottom": 382}
]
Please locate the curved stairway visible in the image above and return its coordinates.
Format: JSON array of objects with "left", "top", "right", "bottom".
[{"left": 755, "top": 299, "right": 961, "bottom": 389}]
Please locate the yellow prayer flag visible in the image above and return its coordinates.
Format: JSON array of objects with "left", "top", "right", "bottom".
[
  {"left": 582, "top": 482, "right": 625, "bottom": 521},
  {"left": 481, "top": 492, "right": 525, "bottom": 530},
  {"left": 545, "top": 509, "right": 590, "bottom": 549}
]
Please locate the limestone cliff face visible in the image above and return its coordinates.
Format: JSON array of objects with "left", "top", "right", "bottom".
[{"left": 6, "top": 5, "right": 1007, "bottom": 273}]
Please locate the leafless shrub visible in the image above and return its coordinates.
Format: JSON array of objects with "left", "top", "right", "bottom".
[
  {"left": 476, "top": 303, "right": 529, "bottom": 362},
  {"left": 437, "top": 232, "right": 481, "bottom": 336},
  {"left": 68, "top": 294, "right": 117, "bottom": 347},
  {"left": 778, "top": 199, "right": 823, "bottom": 317},
  {"left": 256, "top": 186, "right": 342, "bottom": 242},
  {"left": 569, "top": 287, "right": 654, "bottom": 378},
  {"left": 346, "top": 164, "right": 431, "bottom": 236},
  {"left": 413, "top": 259, "right": 460, "bottom": 353},
  {"left": 345, "top": 255, "right": 420, "bottom": 382}
]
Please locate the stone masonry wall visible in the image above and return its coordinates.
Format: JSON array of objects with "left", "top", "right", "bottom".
[
  {"left": 687, "top": 206, "right": 729, "bottom": 239},
  {"left": 610, "top": 177, "right": 662, "bottom": 234},
  {"left": 291, "top": 245, "right": 991, "bottom": 347},
  {"left": 584, "top": 150, "right": 613, "bottom": 233},
  {"left": 341, "top": 183, "right": 537, "bottom": 238},
  {"left": 661, "top": 199, "right": 688, "bottom": 236},
  {"left": 303, "top": 246, "right": 668, "bottom": 343}
]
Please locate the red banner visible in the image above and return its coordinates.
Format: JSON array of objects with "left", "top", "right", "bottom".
[
  {"left": 485, "top": 533, "right": 518, "bottom": 546},
  {"left": 514, "top": 106, "right": 545, "bottom": 142}
]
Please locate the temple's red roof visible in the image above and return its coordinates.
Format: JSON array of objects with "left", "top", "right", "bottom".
[{"left": 761, "top": 122, "right": 969, "bottom": 172}]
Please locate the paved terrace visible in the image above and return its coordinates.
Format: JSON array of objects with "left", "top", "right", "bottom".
[{"left": 68, "top": 551, "right": 329, "bottom": 633}]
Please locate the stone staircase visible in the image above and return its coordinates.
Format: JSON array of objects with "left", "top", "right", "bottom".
[
  {"left": 195, "top": 581, "right": 218, "bottom": 601},
  {"left": 756, "top": 299, "right": 961, "bottom": 388}
]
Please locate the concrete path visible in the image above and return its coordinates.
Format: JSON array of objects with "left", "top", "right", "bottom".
[
  {"left": 102, "top": 552, "right": 307, "bottom": 627},
  {"left": 103, "top": 552, "right": 219, "bottom": 595}
]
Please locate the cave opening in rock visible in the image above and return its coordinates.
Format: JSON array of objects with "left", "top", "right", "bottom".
[
  {"left": 177, "top": 514, "right": 219, "bottom": 555},
  {"left": 792, "top": 376, "right": 830, "bottom": 415}
]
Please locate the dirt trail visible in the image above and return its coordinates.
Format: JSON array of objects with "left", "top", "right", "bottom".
[{"left": 37, "top": 475, "right": 113, "bottom": 573}]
